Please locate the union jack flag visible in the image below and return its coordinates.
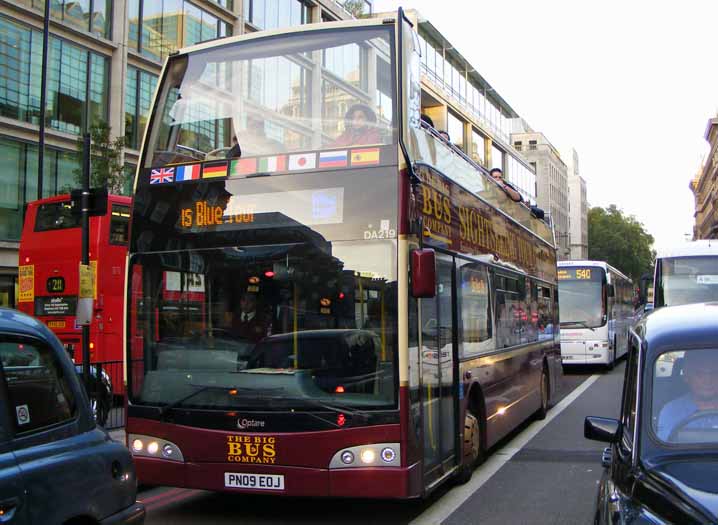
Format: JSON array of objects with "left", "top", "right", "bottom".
[{"left": 150, "top": 167, "right": 174, "bottom": 184}]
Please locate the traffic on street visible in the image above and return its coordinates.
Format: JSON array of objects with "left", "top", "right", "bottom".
[{"left": 2, "top": 1, "right": 718, "bottom": 524}]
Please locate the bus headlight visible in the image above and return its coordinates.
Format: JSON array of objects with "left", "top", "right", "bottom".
[
  {"left": 128, "top": 434, "right": 184, "bottom": 462},
  {"left": 329, "top": 443, "right": 400, "bottom": 469},
  {"left": 360, "top": 449, "right": 376, "bottom": 464}
]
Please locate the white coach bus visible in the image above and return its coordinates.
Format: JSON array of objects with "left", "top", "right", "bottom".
[
  {"left": 652, "top": 240, "right": 718, "bottom": 309},
  {"left": 558, "top": 261, "right": 633, "bottom": 368}
]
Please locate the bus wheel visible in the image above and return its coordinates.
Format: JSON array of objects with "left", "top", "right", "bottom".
[
  {"left": 456, "top": 410, "right": 482, "bottom": 484},
  {"left": 535, "top": 368, "right": 550, "bottom": 420},
  {"left": 606, "top": 340, "right": 616, "bottom": 371}
]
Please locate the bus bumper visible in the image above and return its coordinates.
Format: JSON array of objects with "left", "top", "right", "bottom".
[
  {"left": 561, "top": 341, "right": 610, "bottom": 365},
  {"left": 134, "top": 456, "right": 422, "bottom": 499}
]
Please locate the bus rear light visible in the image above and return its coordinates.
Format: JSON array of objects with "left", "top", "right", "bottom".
[
  {"left": 334, "top": 386, "right": 345, "bottom": 393},
  {"left": 264, "top": 270, "right": 275, "bottom": 278},
  {"left": 338, "top": 292, "right": 345, "bottom": 299},
  {"left": 336, "top": 413, "right": 346, "bottom": 426}
]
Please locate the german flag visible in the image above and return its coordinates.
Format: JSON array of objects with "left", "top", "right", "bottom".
[
  {"left": 202, "top": 161, "right": 228, "bottom": 179},
  {"left": 350, "top": 147, "right": 380, "bottom": 166}
]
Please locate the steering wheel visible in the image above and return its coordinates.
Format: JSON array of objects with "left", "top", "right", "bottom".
[{"left": 667, "top": 409, "right": 718, "bottom": 442}]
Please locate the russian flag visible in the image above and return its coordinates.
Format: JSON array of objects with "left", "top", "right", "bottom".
[
  {"left": 318, "top": 150, "right": 348, "bottom": 168},
  {"left": 175, "top": 163, "right": 201, "bottom": 182}
]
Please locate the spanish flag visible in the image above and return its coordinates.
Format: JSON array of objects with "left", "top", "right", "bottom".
[{"left": 350, "top": 147, "right": 380, "bottom": 166}]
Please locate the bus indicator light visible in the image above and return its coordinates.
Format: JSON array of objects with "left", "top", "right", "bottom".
[
  {"left": 229, "top": 389, "right": 238, "bottom": 396},
  {"left": 132, "top": 439, "right": 143, "bottom": 452},
  {"left": 248, "top": 276, "right": 260, "bottom": 284},
  {"left": 381, "top": 447, "right": 396, "bottom": 463},
  {"left": 334, "top": 386, "right": 345, "bottom": 393}
]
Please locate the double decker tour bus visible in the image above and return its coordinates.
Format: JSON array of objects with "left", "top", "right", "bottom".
[
  {"left": 557, "top": 261, "right": 633, "bottom": 368},
  {"left": 125, "top": 11, "right": 561, "bottom": 499},
  {"left": 18, "top": 195, "right": 131, "bottom": 377}
]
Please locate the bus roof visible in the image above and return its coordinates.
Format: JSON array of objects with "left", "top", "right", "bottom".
[
  {"left": 558, "top": 260, "right": 632, "bottom": 283},
  {"left": 655, "top": 240, "right": 718, "bottom": 259},
  {"left": 25, "top": 194, "right": 131, "bottom": 208},
  {"left": 176, "top": 17, "right": 391, "bottom": 57}
]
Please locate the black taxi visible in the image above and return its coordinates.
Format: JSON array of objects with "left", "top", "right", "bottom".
[
  {"left": 586, "top": 302, "right": 718, "bottom": 524},
  {"left": 0, "top": 308, "right": 144, "bottom": 524}
]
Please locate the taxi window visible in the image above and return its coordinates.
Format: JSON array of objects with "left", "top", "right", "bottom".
[
  {"left": 652, "top": 348, "right": 718, "bottom": 444},
  {"left": 0, "top": 339, "right": 77, "bottom": 435}
]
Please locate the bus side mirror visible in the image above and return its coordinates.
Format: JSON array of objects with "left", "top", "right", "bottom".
[
  {"left": 607, "top": 284, "right": 615, "bottom": 298},
  {"left": 411, "top": 249, "right": 436, "bottom": 298}
]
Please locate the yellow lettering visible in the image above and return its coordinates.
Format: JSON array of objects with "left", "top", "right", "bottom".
[
  {"left": 263, "top": 443, "right": 276, "bottom": 458},
  {"left": 227, "top": 442, "right": 243, "bottom": 456}
]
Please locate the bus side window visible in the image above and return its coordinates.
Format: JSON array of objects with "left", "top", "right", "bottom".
[
  {"left": 110, "top": 205, "right": 130, "bottom": 245},
  {"left": 458, "top": 262, "right": 492, "bottom": 357}
]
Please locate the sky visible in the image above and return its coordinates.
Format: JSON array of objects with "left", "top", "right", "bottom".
[{"left": 373, "top": 0, "right": 718, "bottom": 251}]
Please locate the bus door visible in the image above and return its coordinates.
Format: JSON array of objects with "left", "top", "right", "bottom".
[{"left": 420, "top": 254, "right": 458, "bottom": 485}]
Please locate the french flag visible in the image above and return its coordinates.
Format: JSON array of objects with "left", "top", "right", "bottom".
[
  {"left": 175, "top": 163, "right": 201, "bottom": 182},
  {"left": 318, "top": 150, "right": 348, "bottom": 168}
]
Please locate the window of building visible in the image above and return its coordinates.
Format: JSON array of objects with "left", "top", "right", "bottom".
[
  {"left": 44, "top": 36, "right": 109, "bottom": 135},
  {"left": 447, "top": 111, "right": 465, "bottom": 150},
  {"left": 471, "top": 129, "right": 485, "bottom": 166},
  {"left": 0, "top": 275, "right": 16, "bottom": 309},
  {"left": 125, "top": 66, "right": 159, "bottom": 149},
  {"left": 491, "top": 144, "right": 503, "bottom": 171},
  {"left": 529, "top": 139, "right": 537, "bottom": 150},
  {"left": 0, "top": 338, "right": 77, "bottom": 435},
  {"left": 0, "top": 16, "right": 42, "bottom": 124},
  {"left": 131, "top": 0, "right": 232, "bottom": 62},
  {"left": 246, "top": 0, "right": 308, "bottom": 31},
  {"left": 19, "top": 0, "right": 111, "bottom": 38}
]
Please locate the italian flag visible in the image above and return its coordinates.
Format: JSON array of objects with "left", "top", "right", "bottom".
[{"left": 258, "top": 156, "right": 287, "bottom": 173}]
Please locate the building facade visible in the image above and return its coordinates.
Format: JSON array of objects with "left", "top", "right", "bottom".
[
  {"left": 690, "top": 116, "right": 718, "bottom": 240},
  {"left": 565, "top": 148, "right": 588, "bottom": 259},
  {"left": 511, "top": 127, "right": 570, "bottom": 259},
  {"left": 399, "top": 10, "right": 538, "bottom": 204},
  {"left": 0, "top": 0, "right": 369, "bottom": 307}
]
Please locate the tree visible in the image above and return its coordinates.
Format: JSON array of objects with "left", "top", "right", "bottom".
[
  {"left": 588, "top": 205, "right": 655, "bottom": 281},
  {"left": 341, "top": 0, "right": 367, "bottom": 17},
  {"left": 70, "top": 121, "right": 127, "bottom": 195}
]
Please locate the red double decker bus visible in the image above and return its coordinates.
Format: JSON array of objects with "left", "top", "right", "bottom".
[
  {"left": 18, "top": 194, "right": 131, "bottom": 378},
  {"left": 125, "top": 11, "right": 560, "bottom": 499}
]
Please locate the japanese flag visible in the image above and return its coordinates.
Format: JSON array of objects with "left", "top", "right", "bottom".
[{"left": 288, "top": 153, "right": 317, "bottom": 171}]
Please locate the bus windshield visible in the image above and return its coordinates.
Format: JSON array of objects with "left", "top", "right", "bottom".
[
  {"left": 558, "top": 267, "right": 606, "bottom": 328},
  {"left": 144, "top": 26, "right": 396, "bottom": 167},
  {"left": 128, "top": 241, "right": 397, "bottom": 412},
  {"left": 658, "top": 256, "right": 718, "bottom": 307}
]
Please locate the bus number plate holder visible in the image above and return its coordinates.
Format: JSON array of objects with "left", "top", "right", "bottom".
[{"left": 224, "top": 473, "right": 284, "bottom": 491}]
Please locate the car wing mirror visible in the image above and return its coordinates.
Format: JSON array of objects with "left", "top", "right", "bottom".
[{"left": 584, "top": 416, "right": 621, "bottom": 443}]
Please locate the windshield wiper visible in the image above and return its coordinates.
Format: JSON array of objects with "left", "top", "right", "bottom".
[
  {"left": 560, "top": 321, "right": 595, "bottom": 330},
  {"left": 159, "top": 385, "right": 284, "bottom": 419}
]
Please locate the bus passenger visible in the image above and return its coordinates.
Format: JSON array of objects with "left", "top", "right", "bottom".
[
  {"left": 225, "top": 136, "right": 242, "bottom": 159},
  {"left": 490, "top": 168, "right": 522, "bottom": 203},
  {"left": 332, "top": 104, "right": 381, "bottom": 147}
]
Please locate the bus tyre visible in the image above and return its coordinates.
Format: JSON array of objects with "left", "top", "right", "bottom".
[
  {"left": 606, "top": 339, "right": 616, "bottom": 371},
  {"left": 535, "top": 368, "right": 550, "bottom": 420},
  {"left": 456, "top": 410, "right": 482, "bottom": 484}
]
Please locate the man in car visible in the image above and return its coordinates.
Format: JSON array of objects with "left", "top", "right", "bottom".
[{"left": 657, "top": 349, "right": 718, "bottom": 441}]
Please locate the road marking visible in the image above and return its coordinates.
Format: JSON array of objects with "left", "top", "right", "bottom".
[{"left": 410, "top": 373, "right": 602, "bottom": 525}]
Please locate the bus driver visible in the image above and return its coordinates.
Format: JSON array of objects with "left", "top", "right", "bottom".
[{"left": 657, "top": 349, "right": 718, "bottom": 441}]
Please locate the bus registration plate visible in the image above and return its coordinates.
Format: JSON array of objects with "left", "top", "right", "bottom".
[{"left": 224, "top": 473, "right": 284, "bottom": 491}]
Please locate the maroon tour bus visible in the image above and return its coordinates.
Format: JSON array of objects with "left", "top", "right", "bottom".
[{"left": 125, "top": 11, "right": 561, "bottom": 499}]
